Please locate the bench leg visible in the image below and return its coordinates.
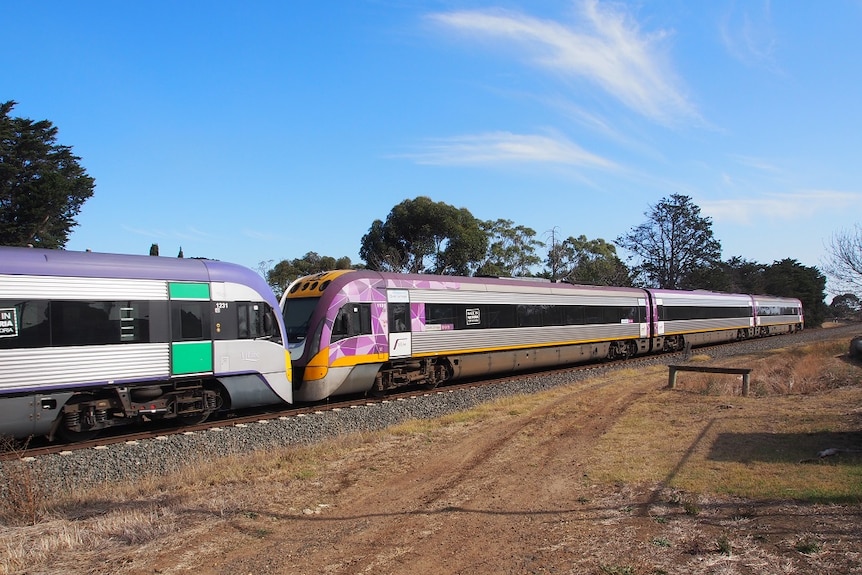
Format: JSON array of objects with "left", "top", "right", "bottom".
[{"left": 742, "top": 374, "right": 750, "bottom": 397}]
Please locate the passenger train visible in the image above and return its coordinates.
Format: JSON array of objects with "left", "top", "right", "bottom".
[
  {"left": 281, "top": 270, "right": 803, "bottom": 402},
  {"left": 0, "top": 246, "right": 292, "bottom": 441}
]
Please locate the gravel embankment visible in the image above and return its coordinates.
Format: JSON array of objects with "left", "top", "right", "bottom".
[{"left": 3, "top": 325, "right": 859, "bottom": 497}]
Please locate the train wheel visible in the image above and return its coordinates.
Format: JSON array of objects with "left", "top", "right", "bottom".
[
  {"left": 56, "top": 394, "right": 100, "bottom": 443},
  {"left": 177, "top": 387, "right": 222, "bottom": 426}
]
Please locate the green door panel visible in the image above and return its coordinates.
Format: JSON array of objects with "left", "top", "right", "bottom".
[
  {"left": 169, "top": 282, "right": 210, "bottom": 300},
  {"left": 171, "top": 341, "right": 213, "bottom": 375}
]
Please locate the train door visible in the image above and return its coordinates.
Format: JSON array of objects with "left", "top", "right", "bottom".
[
  {"left": 387, "top": 289, "right": 411, "bottom": 359},
  {"left": 169, "top": 282, "right": 214, "bottom": 376}
]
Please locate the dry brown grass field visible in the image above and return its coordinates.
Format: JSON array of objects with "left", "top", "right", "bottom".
[{"left": 1, "top": 332, "right": 861, "bottom": 574}]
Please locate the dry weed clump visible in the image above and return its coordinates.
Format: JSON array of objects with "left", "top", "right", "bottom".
[
  {"left": 0, "top": 438, "right": 48, "bottom": 527},
  {"left": 754, "top": 339, "right": 859, "bottom": 395},
  {"left": 678, "top": 338, "right": 860, "bottom": 397}
]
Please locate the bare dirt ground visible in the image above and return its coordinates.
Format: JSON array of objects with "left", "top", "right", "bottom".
[{"left": 8, "top": 340, "right": 862, "bottom": 575}]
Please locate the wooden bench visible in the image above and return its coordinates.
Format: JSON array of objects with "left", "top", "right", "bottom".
[{"left": 667, "top": 364, "right": 753, "bottom": 396}]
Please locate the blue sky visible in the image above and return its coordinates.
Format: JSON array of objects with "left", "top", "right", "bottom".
[{"left": 5, "top": 1, "right": 861, "bottom": 288}]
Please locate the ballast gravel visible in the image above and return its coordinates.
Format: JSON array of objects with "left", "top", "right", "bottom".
[{"left": 3, "top": 325, "right": 859, "bottom": 497}]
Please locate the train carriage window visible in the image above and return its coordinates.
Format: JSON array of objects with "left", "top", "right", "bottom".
[
  {"left": 331, "top": 303, "right": 372, "bottom": 343},
  {"left": 0, "top": 300, "right": 49, "bottom": 349},
  {"left": 663, "top": 305, "right": 752, "bottom": 321},
  {"left": 542, "top": 305, "right": 565, "bottom": 326},
  {"left": 0, "top": 299, "right": 162, "bottom": 348},
  {"left": 52, "top": 301, "right": 115, "bottom": 346},
  {"left": 172, "top": 301, "right": 209, "bottom": 341},
  {"left": 487, "top": 304, "right": 516, "bottom": 329},
  {"left": 584, "top": 306, "right": 604, "bottom": 325},
  {"left": 565, "top": 305, "right": 585, "bottom": 325},
  {"left": 517, "top": 305, "right": 543, "bottom": 327},
  {"left": 116, "top": 301, "right": 153, "bottom": 343},
  {"left": 426, "top": 304, "right": 456, "bottom": 328},
  {"left": 605, "top": 306, "right": 638, "bottom": 324}
]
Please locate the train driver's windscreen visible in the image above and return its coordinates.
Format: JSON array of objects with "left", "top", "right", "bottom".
[{"left": 282, "top": 298, "right": 319, "bottom": 343}]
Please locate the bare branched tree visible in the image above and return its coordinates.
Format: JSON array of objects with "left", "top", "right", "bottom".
[{"left": 822, "top": 224, "right": 862, "bottom": 295}]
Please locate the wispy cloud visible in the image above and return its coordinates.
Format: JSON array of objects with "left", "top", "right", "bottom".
[
  {"left": 719, "top": 1, "right": 781, "bottom": 72},
  {"left": 398, "top": 131, "right": 617, "bottom": 168},
  {"left": 701, "top": 190, "right": 860, "bottom": 224},
  {"left": 428, "top": 0, "right": 698, "bottom": 126}
]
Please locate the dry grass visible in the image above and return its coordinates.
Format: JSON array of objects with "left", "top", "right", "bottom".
[
  {"left": 0, "top": 334, "right": 860, "bottom": 574},
  {"left": 589, "top": 338, "right": 862, "bottom": 501}
]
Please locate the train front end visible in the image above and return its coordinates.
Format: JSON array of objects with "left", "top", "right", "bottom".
[{"left": 281, "top": 270, "right": 388, "bottom": 401}]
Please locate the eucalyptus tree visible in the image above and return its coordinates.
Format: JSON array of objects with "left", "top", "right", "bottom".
[
  {"left": 476, "top": 218, "right": 543, "bottom": 277},
  {"left": 559, "top": 235, "right": 631, "bottom": 286},
  {"left": 267, "top": 251, "right": 354, "bottom": 297},
  {"left": 360, "top": 196, "right": 487, "bottom": 275}
]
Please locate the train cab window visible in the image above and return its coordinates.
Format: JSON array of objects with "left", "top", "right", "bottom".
[
  {"left": 389, "top": 303, "right": 410, "bottom": 333},
  {"left": 237, "top": 302, "right": 280, "bottom": 340},
  {"left": 331, "top": 303, "right": 372, "bottom": 343},
  {"left": 283, "top": 297, "right": 319, "bottom": 343}
]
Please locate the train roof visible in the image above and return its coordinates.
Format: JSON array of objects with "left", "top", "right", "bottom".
[
  {"left": 0, "top": 246, "right": 269, "bottom": 294},
  {"left": 286, "top": 269, "right": 647, "bottom": 299}
]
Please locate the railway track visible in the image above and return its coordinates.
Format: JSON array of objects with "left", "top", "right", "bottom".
[{"left": 3, "top": 324, "right": 858, "bottom": 462}]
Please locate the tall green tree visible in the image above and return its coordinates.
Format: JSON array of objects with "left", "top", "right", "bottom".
[
  {"left": 0, "top": 101, "right": 95, "bottom": 248},
  {"left": 476, "top": 219, "right": 543, "bottom": 277},
  {"left": 615, "top": 194, "right": 721, "bottom": 289},
  {"left": 687, "top": 256, "right": 767, "bottom": 294},
  {"left": 554, "top": 235, "right": 631, "bottom": 286},
  {"left": 267, "top": 251, "right": 354, "bottom": 297},
  {"left": 762, "top": 258, "right": 827, "bottom": 328},
  {"left": 360, "top": 196, "right": 487, "bottom": 275},
  {"left": 538, "top": 235, "right": 630, "bottom": 285}
]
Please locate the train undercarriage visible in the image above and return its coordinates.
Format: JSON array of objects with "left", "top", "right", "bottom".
[{"left": 53, "top": 381, "right": 223, "bottom": 441}]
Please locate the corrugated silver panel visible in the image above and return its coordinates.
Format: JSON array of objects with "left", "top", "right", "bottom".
[
  {"left": 411, "top": 324, "right": 640, "bottom": 354},
  {"left": 661, "top": 293, "right": 751, "bottom": 306},
  {"left": 0, "top": 344, "right": 171, "bottom": 391},
  {"left": 410, "top": 288, "right": 641, "bottom": 307},
  {"left": 0, "top": 275, "right": 169, "bottom": 300}
]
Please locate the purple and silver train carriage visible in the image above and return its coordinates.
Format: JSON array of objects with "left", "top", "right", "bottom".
[
  {"left": 281, "top": 270, "right": 803, "bottom": 402},
  {"left": 0, "top": 246, "right": 292, "bottom": 440}
]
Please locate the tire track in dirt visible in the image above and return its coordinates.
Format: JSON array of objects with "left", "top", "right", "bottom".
[{"left": 272, "top": 373, "right": 665, "bottom": 575}]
